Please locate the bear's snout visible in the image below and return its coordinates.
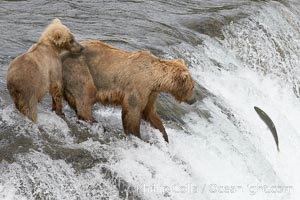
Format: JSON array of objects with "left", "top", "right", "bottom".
[
  {"left": 80, "top": 45, "right": 84, "bottom": 52},
  {"left": 185, "top": 92, "right": 197, "bottom": 105},
  {"left": 69, "top": 41, "right": 84, "bottom": 53}
]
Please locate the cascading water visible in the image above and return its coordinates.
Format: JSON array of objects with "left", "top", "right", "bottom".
[{"left": 1, "top": 0, "right": 300, "bottom": 199}]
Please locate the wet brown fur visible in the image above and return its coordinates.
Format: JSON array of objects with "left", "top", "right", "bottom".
[
  {"left": 62, "top": 40, "right": 194, "bottom": 142},
  {"left": 6, "top": 18, "right": 83, "bottom": 122}
]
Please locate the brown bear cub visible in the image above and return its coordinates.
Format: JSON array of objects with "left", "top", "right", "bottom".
[
  {"left": 7, "top": 18, "right": 84, "bottom": 122},
  {"left": 62, "top": 40, "right": 195, "bottom": 142}
]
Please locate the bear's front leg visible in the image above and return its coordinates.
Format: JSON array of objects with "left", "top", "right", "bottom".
[
  {"left": 144, "top": 110, "right": 169, "bottom": 143},
  {"left": 121, "top": 107, "right": 142, "bottom": 139},
  {"left": 77, "top": 103, "right": 96, "bottom": 122},
  {"left": 50, "top": 81, "right": 64, "bottom": 117},
  {"left": 142, "top": 92, "right": 169, "bottom": 142}
]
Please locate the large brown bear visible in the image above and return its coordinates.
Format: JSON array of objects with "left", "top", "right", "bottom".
[
  {"left": 7, "top": 18, "right": 83, "bottom": 122},
  {"left": 62, "top": 40, "right": 195, "bottom": 142}
]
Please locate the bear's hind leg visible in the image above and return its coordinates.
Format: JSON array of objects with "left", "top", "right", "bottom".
[
  {"left": 9, "top": 88, "right": 38, "bottom": 123},
  {"left": 64, "top": 91, "right": 77, "bottom": 111},
  {"left": 27, "top": 100, "right": 38, "bottom": 123},
  {"left": 17, "top": 95, "right": 38, "bottom": 123},
  {"left": 50, "top": 82, "right": 63, "bottom": 117},
  {"left": 76, "top": 82, "right": 97, "bottom": 122}
]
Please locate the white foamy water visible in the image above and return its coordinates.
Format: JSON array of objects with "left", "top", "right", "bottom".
[{"left": 100, "top": 2, "right": 300, "bottom": 199}]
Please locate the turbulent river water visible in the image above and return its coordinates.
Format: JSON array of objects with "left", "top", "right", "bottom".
[{"left": 1, "top": 0, "right": 300, "bottom": 199}]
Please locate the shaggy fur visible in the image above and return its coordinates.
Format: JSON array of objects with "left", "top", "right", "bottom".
[
  {"left": 62, "top": 40, "right": 195, "bottom": 142},
  {"left": 7, "top": 18, "right": 84, "bottom": 122}
]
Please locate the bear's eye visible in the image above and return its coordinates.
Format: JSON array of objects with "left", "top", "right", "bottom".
[{"left": 69, "top": 39, "right": 75, "bottom": 44}]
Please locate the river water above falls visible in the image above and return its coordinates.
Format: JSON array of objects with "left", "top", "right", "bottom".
[{"left": 1, "top": 0, "right": 300, "bottom": 199}]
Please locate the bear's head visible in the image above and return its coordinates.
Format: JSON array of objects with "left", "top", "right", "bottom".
[
  {"left": 39, "top": 18, "right": 84, "bottom": 54},
  {"left": 170, "top": 59, "right": 195, "bottom": 104}
]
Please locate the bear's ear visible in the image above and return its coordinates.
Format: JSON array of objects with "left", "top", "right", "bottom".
[
  {"left": 176, "top": 58, "right": 185, "bottom": 65},
  {"left": 180, "top": 71, "right": 189, "bottom": 82},
  {"left": 52, "top": 18, "right": 62, "bottom": 25},
  {"left": 50, "top": 29, "right": 65, "bottom": 47}
]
